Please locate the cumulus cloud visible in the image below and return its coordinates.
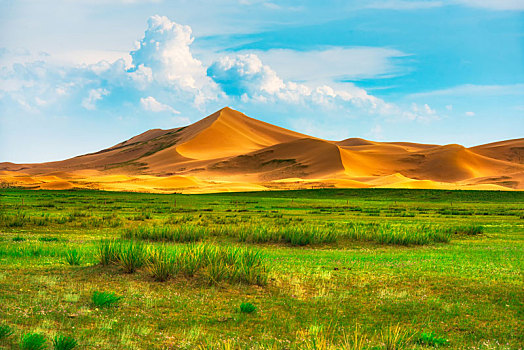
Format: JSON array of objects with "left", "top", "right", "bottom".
[
  {"left": 1, "top": 14, "right": 439, "bottom": 134},
  {"left": 207, "top": 53, "right": 390, "bottom": 114},
  {"left": 81, "top": 88, "right": 109, "bottom": 110},
  {"left": 129, "top": 15, "right": 218, "bottom": 104},
  {"left": 140, "top": 96, "right": 180, "bottom": 114}
]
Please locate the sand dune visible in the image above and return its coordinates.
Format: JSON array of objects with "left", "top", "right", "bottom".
[{"left": 1, "top": 107, "right": 522, "bottom": 193}]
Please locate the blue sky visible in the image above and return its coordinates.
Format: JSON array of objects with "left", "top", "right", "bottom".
[{"left": 0, "top": 0, "right": 523, "bottom": 162}]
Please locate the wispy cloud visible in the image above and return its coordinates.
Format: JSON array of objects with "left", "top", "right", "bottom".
[
  {"left": 236, "top": 47, "right": 411, "bottom": 83},
  {"left": 407, "top": 84, "right": 524, "bottom": 98},
  {"left": 140, "top": 96, "right": 180, "bottom": 114}
]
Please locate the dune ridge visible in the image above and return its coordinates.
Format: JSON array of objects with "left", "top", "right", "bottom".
[{"left": 1, "top": 107, "right": 522, "bottom": 193}]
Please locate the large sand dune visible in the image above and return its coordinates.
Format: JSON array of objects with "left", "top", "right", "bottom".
[{"left": 1, "top": 107, "right": 522, "bottom": 193}]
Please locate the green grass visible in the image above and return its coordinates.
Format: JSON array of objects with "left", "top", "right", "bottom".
[
  {"left": 91, "top": 291, "right": 122, "bottom": 308},
  {"left": 52, "top": 335, "right": 77, "bottom": 350},
  {"left": 417, "top": 331, "right": 449, "bottom": 347},
  {"left": 0, "top": 188, "right": 522, "bottom": 349},
  {"left": 20, "top": 332, "right": 47, "bottom": 350},
  {"left": 0, "top": 323, "right": 14, "bottom": 340},
  {"left": 239, "top": 302, "right": 256, "bottom": 314}
]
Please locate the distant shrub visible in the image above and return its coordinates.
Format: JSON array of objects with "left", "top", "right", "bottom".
[
  {"left": 20, "top": 332, "right": 47, "bottom": 350},
  {"left": 91, "top": 291, "right": 122, "bottom": 308},
  {"left": 52, "top": 335, "right": 77, "bottom": 350},
  {"left": 239, "top": 302, "right": 256, "bottom": 314},
  {"left": 12, "top": 236, "right": 26, "bottom": 242}
]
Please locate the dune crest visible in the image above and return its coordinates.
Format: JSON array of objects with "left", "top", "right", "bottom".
[{"left": 1, "top": 107, "right": 522, "bottom": 193}]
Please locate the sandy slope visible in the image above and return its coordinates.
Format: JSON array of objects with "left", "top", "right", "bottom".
[{"left": 1, "top": 107, "right": 522, "bottom": 193}]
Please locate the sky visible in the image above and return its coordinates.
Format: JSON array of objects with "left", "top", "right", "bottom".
[{"left": 0, "top": 0, "right": 523, "bottom": 163}]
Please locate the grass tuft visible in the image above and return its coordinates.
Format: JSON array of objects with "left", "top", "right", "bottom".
[
  {"left": 91, "top": 291, "right": 122, "bottom": 308},
  {"left": 20, "top": 332, "right": 47, "bottom": 350},
  {"left": 381, "top": 324, "right": 413, "bottom": 350},
  {"left": 417, "top": 331, "right": 449, "bottom": 347},
  {"left": 239, "top": 302, "right": 256, "bottom": 314},
  {"left": 52, "top": 335, "right": 77, "bottom": 350},
  {"left": 64, "top": 248, "right": 82, "bottom": 266},
  {"left": 0, "top": 324, "right": 14, "bottom": 340}
]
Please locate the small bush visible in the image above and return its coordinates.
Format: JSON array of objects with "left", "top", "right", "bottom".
[
  {"left": 52, "top": 335, "right": 77, "bottom": 350},
  {"left": 91, "top": 291, "right": 122, "bottom": 308},
  {"left": 64, "top": 249, "right": 82, "bottom": 266},
  {"left": 12, "top": 236, "right": 26, "bottom": 242},
  {"left": 0, "top": 324, "right": 14, "bottom": 340},
  {"left": 20, "top": 333, "right": 47, "bottom": 350},
  {"left": 239, "top": 302, "right": 256, "bottom": 314},
  {"left": 417, "top": 331, "right": 449, "bottom": 347}
]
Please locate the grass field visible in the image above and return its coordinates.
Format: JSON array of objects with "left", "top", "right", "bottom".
[{"left": 0, "top": 188, "right": 522, "bottom": 349}]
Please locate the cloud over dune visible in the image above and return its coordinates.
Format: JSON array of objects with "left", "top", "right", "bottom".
[{"left": 0, "top": 15, "right": 438, "bottom": 130}]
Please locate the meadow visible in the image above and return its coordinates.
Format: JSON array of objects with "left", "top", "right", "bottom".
[{"left": 0, "top": 188, "right": 522, "bottom": 349}]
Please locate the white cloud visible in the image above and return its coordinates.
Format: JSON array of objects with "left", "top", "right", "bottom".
[
  {"left": 129, "top": 15, "right": 219, "bottom": 105},
  {"left": 81, "top": 88, "right": 109, "bottom": 110},
  {"left": 240, "top": 47, "right": 410, "bottom": 83},
  {"left": 465, "top": 111, "right": 475, "bottom": 116},
  {"left": 1, "top": 15, "right": 439, "bottom": 134},
  {"left": 207, "top": 53, "right": 389, "bottom": 113},
  {"left": 140, "top": 96, "right": 180, "bottom": 114},
  {"left": 446, "top": 104, "right": 453, "bottom": 111}
]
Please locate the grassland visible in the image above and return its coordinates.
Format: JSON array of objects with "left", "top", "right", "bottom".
[{"left": 0, "top": 188, "right": 522, "bottom": 349}]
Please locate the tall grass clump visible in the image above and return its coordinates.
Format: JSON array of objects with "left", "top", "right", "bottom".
[
  {"left": 344, "top": 223, "right": 451, "bottom": 246},
  {"left": 236, "top": 224, "right": 338, "bottom": 246},
  {"left": 20, "top": 333, "right": 47, "bottom": 350},
  {"left": 341, "top": 324, "right": 367, "bottom": 350},
  {"left": 447, "top": 225, "right": 483, "bottom": 236},
  {"left": 96, "top": 239, "right": 120, "bottom": 266},
  {"left": 96, "top": 241, "right": 268, "bottom": 286},
  {"left": 381, "top": 324, "right": 413, "bottom": 350},
  {"left": 146, "top": 247, "right": 178, "bottom": 282},
  {"left": 122, "top": 225, "right": 205, "bottom": 243},
  {"left": 64, "top": 248, "right": 82, "bottom": 266},
  {"left": 52, "top": 335, "right": 77, "bottom": 350},
  {"left": 118, "top": 241, "right": 147, "bottom": 273}
]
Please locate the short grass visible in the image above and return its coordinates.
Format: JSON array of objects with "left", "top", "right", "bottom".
[{"left": 0, "top": 188, "right": 522, "bottom": 349}]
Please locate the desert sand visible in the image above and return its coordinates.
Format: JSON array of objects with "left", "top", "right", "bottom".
[{"left": 1, "top": 107, "right": 522, "bottom": 193}]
